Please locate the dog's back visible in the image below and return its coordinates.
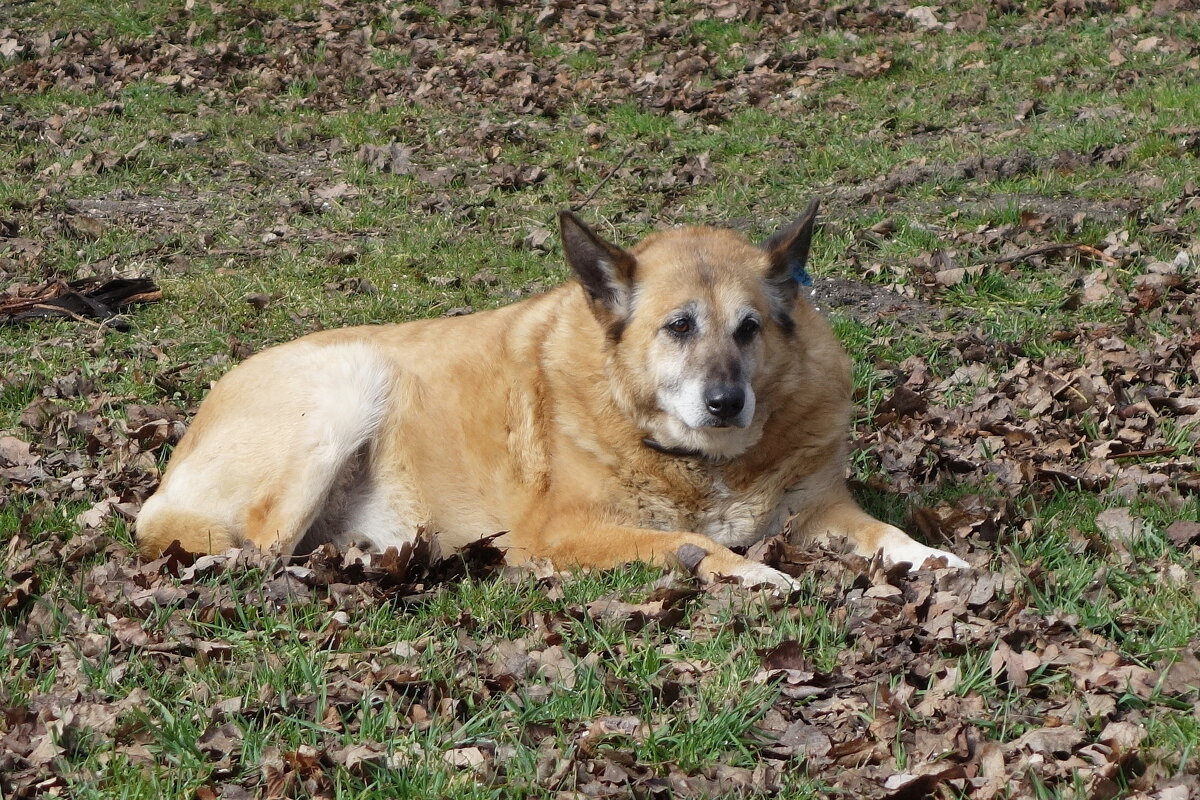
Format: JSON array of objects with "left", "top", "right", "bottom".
[{"left": 137, "top": 289, "right": 572, "bottom": 559}]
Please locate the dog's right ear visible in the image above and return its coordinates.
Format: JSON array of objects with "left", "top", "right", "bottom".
[
  {"left": 762, "top": 199, "right": 820, "bottom": 301},
  {"left": 559, "top": 211, "right": 637, "bottom": 321}
]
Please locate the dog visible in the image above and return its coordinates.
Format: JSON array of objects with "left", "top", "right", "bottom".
[{"left": 136, "top": 201, "right": 968, "bottom": 588}]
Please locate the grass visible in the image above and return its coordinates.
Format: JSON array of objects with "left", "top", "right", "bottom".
[
  {"left": 2, "top": 1, "right": 1199, "bottom": 797},
  {"left": 23, "top": 548, "right": 821, "bottom": 796}
]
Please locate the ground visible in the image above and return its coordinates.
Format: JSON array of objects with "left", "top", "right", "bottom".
[{"left": 1, "top": 1, "right": 1199, "bottom": 798}]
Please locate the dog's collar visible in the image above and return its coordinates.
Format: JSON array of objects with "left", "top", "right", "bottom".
[{"left": 642, "top": 437, "right": 712, "bottom": 461}]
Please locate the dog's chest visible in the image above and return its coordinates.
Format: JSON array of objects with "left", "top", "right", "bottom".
[
  {"left": 690, "top": 475, "right": 770, "bottom": 546},
  {"left": 632, "top": 470, "right": 790, "bottom": 548},
  {"left": 631, "top": 460, "right": 836, "bottom": 548}
]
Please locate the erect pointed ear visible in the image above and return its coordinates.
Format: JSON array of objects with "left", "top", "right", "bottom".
[
  {"left": 558, "top": 210, "right": 636, "bottom": 319},
  {"left": 762, "top": 199, "right": 820, "bottom": 307}
]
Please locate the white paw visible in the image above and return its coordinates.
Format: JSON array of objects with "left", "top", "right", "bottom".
[
  {"left": 727, "top": 561, "right": 801, "bottom": 592},
  {"left": 878, "top": 528, "right": 969, "bottom": 571}
]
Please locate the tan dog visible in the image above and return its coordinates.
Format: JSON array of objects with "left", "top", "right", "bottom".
[{"left": 136, "top": 202, "right": 967, "bottom": 587}]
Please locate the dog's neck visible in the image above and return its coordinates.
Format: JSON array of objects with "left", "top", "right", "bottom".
[{"left": 641, "top": 437, "right": 714, "bottom": 462}]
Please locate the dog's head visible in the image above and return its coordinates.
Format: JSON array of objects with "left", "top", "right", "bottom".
[{"left": 559, "top": 201, "right": 820, "bottom": 460}]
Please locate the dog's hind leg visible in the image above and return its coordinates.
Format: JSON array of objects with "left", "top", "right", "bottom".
[
  {"left": 236, "top": 344, "right": 396, "bottom": 554},
  {"left": 135, "top": 502, "right": 238, "bottom": 558},
  {"left": 137, "top": 341, "right": 394, "bottom": 558},
  {"left": 326, "top": 472, "right": 426, "bottom": 554}
]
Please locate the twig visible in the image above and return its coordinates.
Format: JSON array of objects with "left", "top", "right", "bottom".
[
  {"left": 571, "top": 148, "right": 633, "bottom": 212},
  {"left": 976, "top": 242, "right": 1082, "bottom": 265},
  {"left": 29, "top": 302, "right": 106, "bottom": 328},
  {"left": 1108, "top": 447, "right": 1177, "bottom": 460}
]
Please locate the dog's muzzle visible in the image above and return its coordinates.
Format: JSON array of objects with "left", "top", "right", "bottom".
[{"left": 703, "top": 383, "right": 746, "bottom": 426}]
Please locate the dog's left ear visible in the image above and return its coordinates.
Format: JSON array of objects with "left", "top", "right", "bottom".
[
  {"left": 559, "top": 211, "right": 637, "bottom": 320},
  {"left": 762, "top": 199, "right": 820, "bottom": 306}
]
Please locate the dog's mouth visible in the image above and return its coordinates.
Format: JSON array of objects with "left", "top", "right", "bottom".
[
  {"left": 680, "top": 411, "right": 756, "bottom": 436},
  {"left": 698, "top": 411, "right": 754, "bottom": 430},
  {"left": 647, "top": 412, "right": 761, "bottom": 462}
]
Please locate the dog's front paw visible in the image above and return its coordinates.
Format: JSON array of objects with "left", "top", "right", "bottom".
[
  {"left": 728, "top": 561, "right": 801, "bottom": 592},
  {"left": 677, "top": 545, "right": 799, "bottom": 592},
  {"left": 878, "top": 528, "right": 969, "bottom": 571},
  {"left": 703, "top": 557, "right": 799, "bottom": 592}
]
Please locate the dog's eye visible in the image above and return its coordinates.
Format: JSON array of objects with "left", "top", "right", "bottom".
[
  {"left": 666, "top": 317, "right": 693, "bottom": 336},
  {"left": 735, "top": 318, "right": 760, "bottom": 343}
]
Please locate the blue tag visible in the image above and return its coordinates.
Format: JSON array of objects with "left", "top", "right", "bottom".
[{"left": 790, "top": 264, "right": 813, "bottom": 287}]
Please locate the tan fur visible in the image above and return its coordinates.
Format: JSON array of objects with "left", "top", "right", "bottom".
[{"left": 137, "top": 210, "right": 966, "bottom": 586}]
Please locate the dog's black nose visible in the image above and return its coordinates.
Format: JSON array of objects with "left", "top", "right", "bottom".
[{"left": 705, "top": 384, "right": 745, "bottom": 420}]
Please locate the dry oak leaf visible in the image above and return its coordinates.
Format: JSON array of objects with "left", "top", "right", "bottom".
[
  {"left": 1159, "top": 651, "right": 1200, "bottom": 698},
  {"left": 1007, "top": 725, "right": 1085, "bottom": 757}
]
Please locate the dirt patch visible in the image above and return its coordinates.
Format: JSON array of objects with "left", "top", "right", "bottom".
[
  {"left": 943, "top": 194, "right": 1142, "bottom": 227},
  {"left": 66, "top": 195, "right": 208, "bottom": 227},
  {"left": 834, "top": 150, "right": 1039, "bottom": 205},
  {"left": 832, "top": 146, "right": 1138, "bottom": 206},
  {"left": 816, "top": 276, "right": 947, "bottom": 327}
]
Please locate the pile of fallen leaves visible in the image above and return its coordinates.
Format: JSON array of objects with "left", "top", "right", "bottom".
[
  {"left": 0, "top": 1, "right": 988, "bottom": 120},
  {"left": 758, "top": 543, "right": 1198, "bottom": 800},
  {"left": 0, "top": 369, "right": 181, "bottom": 532},
  {"left": 3, "top": 0, "right": 1195, "bottom": 234},
  {"left": 849, "top": 242, "right": 1200, "bottom": 556},
  {"left": 3, "top": 524, "right": 1198, "bottom": 798}
]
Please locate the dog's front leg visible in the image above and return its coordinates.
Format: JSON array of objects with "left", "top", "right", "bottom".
[
  {"left": 792, "top": 495, "right": 970, "bottom": 571},
  {"left": 511, "top": 515, "right": 798, "bottom": 591}
]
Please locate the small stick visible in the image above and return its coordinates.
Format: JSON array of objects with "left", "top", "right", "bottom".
[
  {"left": 571, "top": 148, "right": 633, "bottom": 212},
  {"left": 976, "top": 242, "right": 1082, "bottom": 265},
  {"left": 28, "top": 302, "right": 107, "bottom": 328},
  {"left": 1108, "top": 448, "right": 1177, "bottom": 460}
]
